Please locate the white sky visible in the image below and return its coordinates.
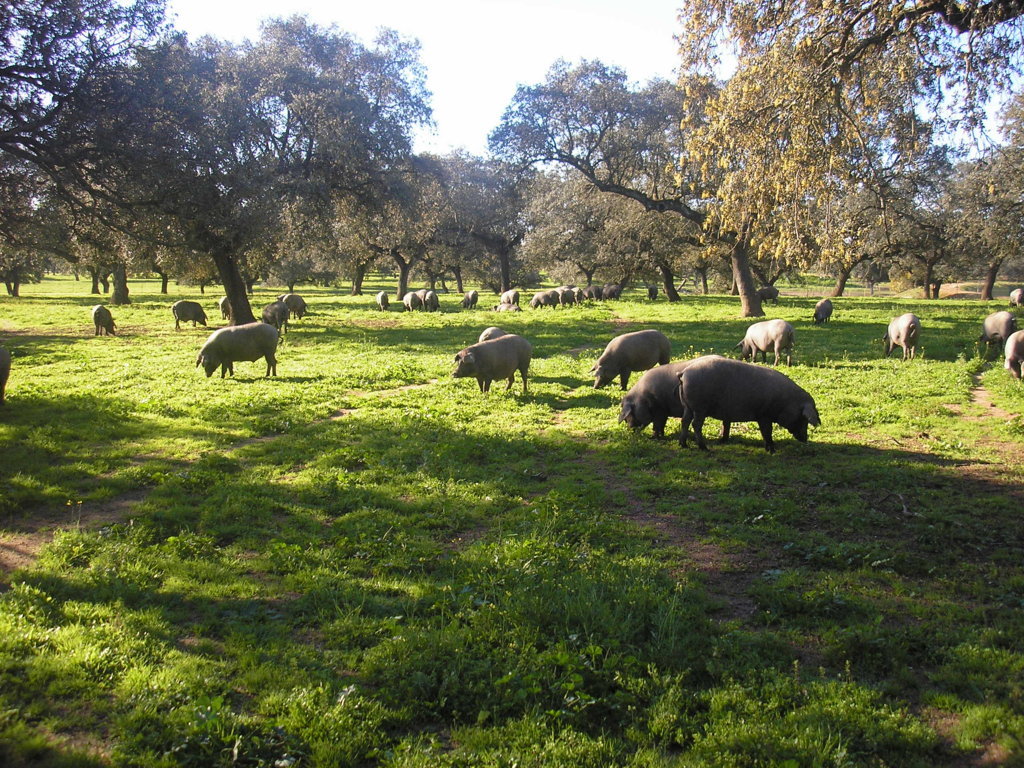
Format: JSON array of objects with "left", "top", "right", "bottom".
[{"left": 165, "top": 0, "right": 683, "bottom": 155}]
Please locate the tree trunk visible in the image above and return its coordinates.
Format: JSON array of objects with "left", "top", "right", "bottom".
[
  {"left": 497, "top": 246, "right": 512, "bottom": 293},
  {"left": 931, "top": 280, "right": 942, "bottom": 299},
  {"left": 99, "top": 272, "right": 110, "bottom": 293},
  {"left": 980, "top": 259, "right": 1003, "bottom": 301},
  {"left": 392, "top": 250, "right": 415, "bottom": 300},
  {"left": 351, "top": 262, "right": 368, "bottom": 295},
  {"left": 731, "top": 241, "right": 764, "bottom": 317},
  {"left": 88, "top": 267, "right": 101, "bottom": 294},
  {"left": 451, "top": 265, "right": 464, "bottom": 294},
  {"left": 111, "top": 263, "right": 130, "bottom": 305},
  {"left": 923, "top": 262, "right": 933, "bottom": 299},
  {"left": 695, "top": 267, "right": 709, "bottom": 295},
  {"left": 658, "top": 264, "right": 681, "bottom": 302},
  {"left": 153, "top": 267, "right": 169, "bottom": 294},
  {"left": 831, "top": 265, "right": 853, "bottom": 297},
  {"left": 211, "top": 249, "right": 257, "bottom": 325},
  {"left": 288, "top": 281, "right": 295, "bottom": 292},
  {"left": 4, "top": 280, "right": 18, "bottom": 296},
  {"left": 581, "top": 266, "right": 596, "bottom": 286}
]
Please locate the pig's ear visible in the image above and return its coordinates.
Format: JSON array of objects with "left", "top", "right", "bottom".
[
  {"left": 453, "top": 353, "right": 462, "bottom": 362},
  {"left": 618, "top": 403, "right": 632, "bottom": 423},
  {"left": 463, "top": 352, "right": 474, "bottom": 364},
  {"left": 803, "top": 403, "right": 821, "bottom": 426}
]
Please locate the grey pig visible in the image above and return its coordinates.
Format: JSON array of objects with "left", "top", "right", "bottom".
[
  {"left": 494, "top": 302, "right": 521, "bottom": 312},
  {"left": 979, "top": 310, "right": 1018, "bottom": 354},
  {"left": 375, "top": 291, "right": 390, "bottom": 311},
  {"left": 0, "top": 346, "right": 10, "bottom": 405},
  {"left": 423, "top": 290, "right": 440, "bottom": 312},
  {"left": 582, "top": 285, "right": 602, "bottom": 300},
  {"left": 452, "top": 333, "right": 532, "bottom": 393},
  {"left": 883, "top": 313, "right": 921, "bottom": 361},
  {"left": 172, "top": 300, "right": 208, "bottom": 330},
  {"left": 261, "top": 301, "right": 290, "bottom": 335},
  {"left": 277, "top": 293, "right": 307, "bottom": 319},
  {"left": 619, "top": 358, "right": 730, "bottom": 439},
  {"left": 196, "top": 322, "right": 279, "bottom": 378},
  {"left": 757, "top": 286, "right": 779, "bottom": 304},
  {"left": 591, "top": 329, "right": 671, "bottom": 390},
  {"left": 813, "top": 298, "right": 833, "bottom": 324},
  {"left": 219, "top": 296, "right": 231, "bottom": 319},
  {"left": 1005, "top": 330, "right": 1024, "bottom": 379},
  {"left": 1010, "top": 288, "right": 1023, "bottom": 307},
  {"left": 602, "top": 283, "right": 623, "bottom": 299},
  {"left": 92, "top": 305, "right": 116, "bottom": 336},
  {"left": 500, "top": 289, "right": 519, "bottom": 306},
  {"left": 529, "top": 289, "right": 561, "bottom": 308},
  {"left": 736, "top": 319, "right": 794, "bottom": 366},
  {"left": 462, "top": 290, "right": 479, "bottom": 309},
  {"left": 403, "top": 291, "right": 423, "bottom": 311},
  {"left": 677, "top": 356, "right": 820, "bottom": 453},
  {"left": 647, "top": 284, "right": 658, "bottom": 300},
  {"left": 478, "top": 326, "right": 506, "bottom": 343}
]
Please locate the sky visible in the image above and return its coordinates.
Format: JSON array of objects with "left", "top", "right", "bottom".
[{"left": 165, "top": 0, "right": 683, "bottom": 155}]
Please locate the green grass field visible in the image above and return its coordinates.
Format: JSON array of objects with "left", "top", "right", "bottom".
[{"left": 2, "top": 275, "right": 1023, "bottom": 767}]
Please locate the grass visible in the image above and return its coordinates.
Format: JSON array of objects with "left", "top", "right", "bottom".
[{"left": 1, "top": 275, "right": 1023, "bottom": 766}]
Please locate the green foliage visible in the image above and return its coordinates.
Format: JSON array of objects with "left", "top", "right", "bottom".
[{"left": 2, "top": 277, "right": 1024, "bottom": 764}]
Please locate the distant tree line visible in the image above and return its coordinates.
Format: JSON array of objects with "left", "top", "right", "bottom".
[{"left": 1, "top": 0, "right": 1022, "bottom": 309}]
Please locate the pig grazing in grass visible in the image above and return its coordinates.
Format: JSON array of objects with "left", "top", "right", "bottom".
[
  {"left": 813, "top": 298, "right": 833, "bottom": 324},
  {"left": 529, "top": 289, "right": 561, "bottom": 309},
  {"left": 736, "top": 319, "right": 794, "bottom": 366},
  {"left": 494, "top": 302, "right": 521, "bottom": 312},
  {"left": 980, "top": 311, "right": 1018, "bottom": 354},
  {"left": 884, "top": 313, "right": 921, "bottom": 361},
  {"left": 0, "top": 346, "right": 10, "bottom": 405},
  {"left": 403, "top": 292, "right": 423, "bottom": 311},
  {"left": 582, "top": 285, "right": 602, "bottom": 300},
  {"left": 677, "top": 356, "right": 820, "bottom": 453},
  {"left": 261, "top": 301, "right": 290, "bottom": 335},
  {"left": 619, "top": 358, "right": 730, "bottom": 439},
  {"left": 1005, "top": 330, "right": 1024, "bottom": 379},
  {"left": 758, "top": 286, "right": 780, "bottom": 304},
  {"left": 92, "top": 305, "right": 116, "bottom": 336},
  {"left": 278, "top": 294, "right": 307, "bottom": 319},
  {"left": 500, "top": 289, "right": 520, "bottom": 307},
  {"left": 375, "top": 291, "right": 389, "bottom": 311},
  {"left": 172, "top": 300, "right": 208, "bottom": 330},
  {"left": 196, "top": 322, "right": 279, "bottom": 378},
  {"left": 1010, "top": 288, "right": 1023, "bottom": 307},
  {"left": 591, "top": 329, "right": 671, "bottom": 390},
  {"left": 478, "top": 327, "right": 506, "bottom": 343},
  {"left": 462, "top": 290, "right": 479, "bottom": 309},
  {"left": 452, "top": 334, "right": 532, "bottom": 393},
  {"left": 219, "top": 296, "right": 231, "bottom": 319}
]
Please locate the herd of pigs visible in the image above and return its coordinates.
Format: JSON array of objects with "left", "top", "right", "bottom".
[{"left": 1, "top": 286, "right": 1022, "bottom": 453}]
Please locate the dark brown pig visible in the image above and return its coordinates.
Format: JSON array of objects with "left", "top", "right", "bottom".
[
  {"left": 92, "top": 305, "right": 116, "bottom": 336},
  {"left": 678, "top": 356, "right": 820, "bottom": 453},
  {"left": 619, "top": 358, "right": 729, "bottom": 439}
]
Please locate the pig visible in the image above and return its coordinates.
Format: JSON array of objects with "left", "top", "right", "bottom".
[
  {"left": 619, "top": 358, "right": 730, "bottom": 439},
  {"left": 172, "top": 300, "right": 208, "bottom": 330},
  {"left": 423, "top": 290, "right": 440, "bottom": 312},
  {"left": 758, "top": 286, "right": 780, "bottom": 304},
  {"left": 556, "top": 286, "right": 577, "bottom": 306},
  {"left": 462, "top": 290, "right": 479, "bottom": 309},
  {"left": 494, "top": 302, "right": 521, "bottom": 312},
  {"left": 375, "top": 291, "right": 390, "bottom": 311},
  {"left": 219, "top": 296, "right": 231, "bottom": 319},
  {"left": 403, "top": 291, "right": 423, "bottom": 311},
  {"left": 1010, "top": 288, "right": 1023, "bottom": 307},
  {"left": 196, "top": 322, "right": 279, "bottom": 378},
  {"left": 277, "top": 293, "right": 307, "bottom": 319},
  {"left": 591, "top": 329, "right": 672, "bottom": 390},
  {"left": 572, "top": 287, "right": 584, "bottom": 304},
  {"left": 1004, "top": 330, "right": 1024, "bottom": 379},
  {"left": 0, "top": 346, "right": 10, "bottom": 405},
  {"left": 582, "top": 285, "right": 602, "bottom": 300},
  {"left": 261, "top": 301, "right": 289, "bottom": 335},
  {"left": 529, "top": 289, "right": 561, "bottom": 309},
  {"left": 677, "top": 356, "right": 820, "bottom": 453},
  {"left": 735, "top": 319, "right": 795, "bottom": 366},
  {"left": 92, "top": 305, "right": 116, "bottom": 336},
  {"left": 813, "top": 298, "right": 833, "bottom": 324},
  {"left": 979, "top": 310, "right": 1018, "bottom": 354},
  {"left": 883, "top": 313, "right": 921, "bottom": 361},
  {"left": 452, "top": 333, "right": 532, "bottom": 393},
  {"left": 478, "top": 326, "right": 507, "bottom": 343},
  {"left": 647, "top": 284, "right": 658, "bottom": 301},
  {"left": 602, "top": 283, "right": 623, "bottom": 299},
  {"left": 500, "top": 289, "right": 520, "bottom": 307}
]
